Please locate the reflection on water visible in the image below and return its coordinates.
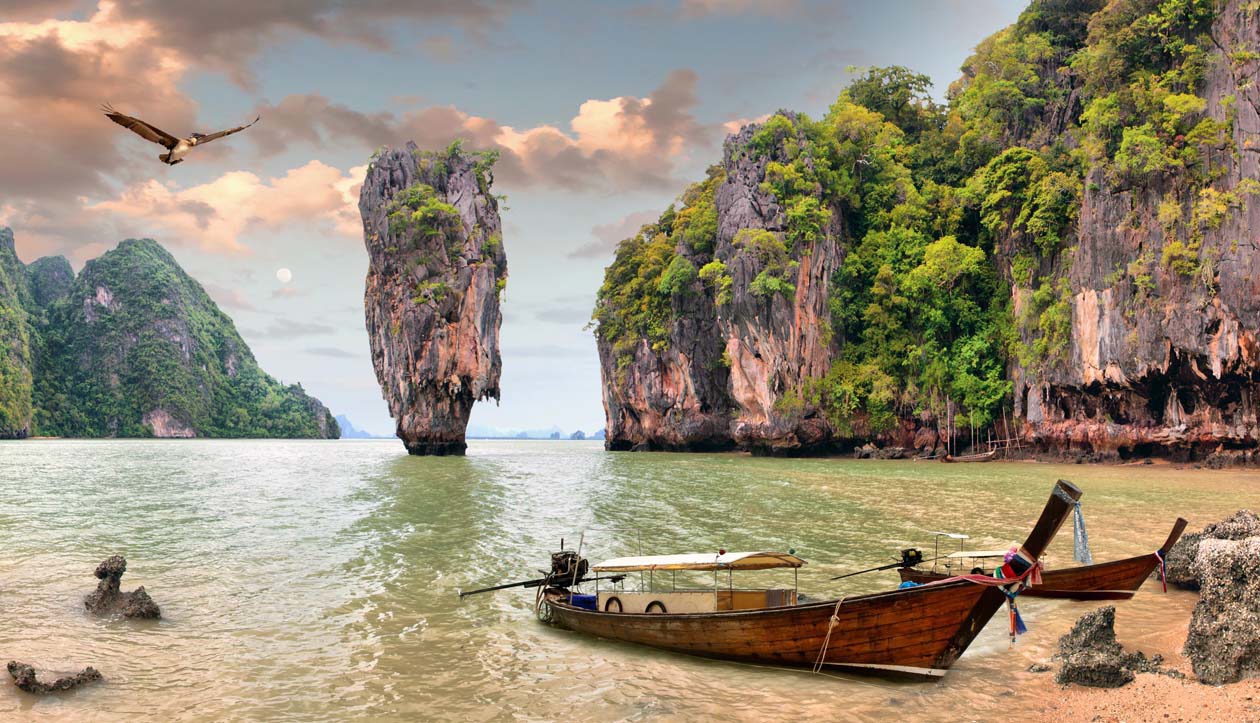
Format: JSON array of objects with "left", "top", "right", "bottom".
[{"left": 0, "top": 440, "right": 1250, "bottom": 721}]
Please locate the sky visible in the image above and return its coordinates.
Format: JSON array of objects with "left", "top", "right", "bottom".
[{"left": 0, "top": 0, "right": 1026, "bottom": 437}]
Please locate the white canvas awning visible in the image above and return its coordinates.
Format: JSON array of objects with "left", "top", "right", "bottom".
[
  {"left": 946, "top": 548, "right": 1014, "bottom": 559},
  {"left": 928, "top": 531, "right": 970, "bottom": 540},
  {"left": 591, "top": 551, "right": 806, "bottom": 573}
]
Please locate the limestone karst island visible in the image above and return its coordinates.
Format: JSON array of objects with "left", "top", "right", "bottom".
[{"left": 0, "top": 1, "right": 1257, "bottom": 721}]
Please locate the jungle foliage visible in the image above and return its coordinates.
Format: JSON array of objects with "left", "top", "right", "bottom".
[
  {"left": 592, "top": 0, "right": 1234, "bottom": 435},
  {"left": 0, "top": 237, "right": 338, "bottom": 439}
]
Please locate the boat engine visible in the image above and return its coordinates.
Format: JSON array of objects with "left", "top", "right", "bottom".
[
  {"left": 899, "top": 548, "right": 924, "bottom": 567},
  {"left": 548, "top": 550, "right": 589, "bottom": 587}
]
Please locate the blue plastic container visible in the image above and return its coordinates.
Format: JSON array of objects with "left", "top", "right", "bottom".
[{"left": 567, "top": 594, "right": 597, "bottom": 610}]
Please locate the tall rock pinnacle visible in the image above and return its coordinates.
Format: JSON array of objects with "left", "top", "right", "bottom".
[{"left": 360, "top": 141, "right": 508, "bottom": 455}]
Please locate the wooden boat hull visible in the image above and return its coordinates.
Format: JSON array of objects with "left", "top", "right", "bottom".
[
  {"left": 898, "top": 518, "right": 1188, "bottom": 601},
  {"left": 899, "top": 554, "right": 1156, "bottom": 600},
  {"left": 542, "top": 479, "right": 1083, "bottom": 682},
  {"left": 546, "top": 581, "right": 1005, "bottom": 680}
]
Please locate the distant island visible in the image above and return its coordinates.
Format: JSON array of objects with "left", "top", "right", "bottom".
[
  {"left": 0, "top": 231, "right": 338, "bottom": 440},
  {"left": 466, "top": 424, "right": 605, "bottom": 440},
  {"left": 334, "top": 415, "right": 389, "bottom": 439}
]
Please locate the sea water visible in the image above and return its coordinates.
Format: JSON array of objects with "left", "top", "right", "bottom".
[{"left": 0, "top": 439, "right": 1250, "bottom": 721}]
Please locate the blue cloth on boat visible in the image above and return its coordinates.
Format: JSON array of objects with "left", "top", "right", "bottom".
[
  {"left": 898, "top": 581, "right": 920, "bottom": 589},
  {"left": 567, "top": 594, "right": 597, "bottom": 610}
]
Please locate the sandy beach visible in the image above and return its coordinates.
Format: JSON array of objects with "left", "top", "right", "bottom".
[{"left": 1036, "top": 602, "right": 1260, "bottom": 722}]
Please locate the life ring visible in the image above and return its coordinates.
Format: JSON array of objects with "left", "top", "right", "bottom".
[
  {"left": 603, "top": 596, "right": 623, "bottom": 613},
  {"left": 645, "top": 600, "right": 667, "bottom": 614}
]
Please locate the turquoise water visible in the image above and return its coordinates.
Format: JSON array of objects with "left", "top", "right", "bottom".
[{"left": 0, "top": 439, "right": 1250, "bottom": 721}]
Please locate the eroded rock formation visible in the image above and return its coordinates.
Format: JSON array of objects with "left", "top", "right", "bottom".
[
  {"left": 7, "top": 662, "right": 102, "bottom": 693},
  {"left": 1164, "top": 510, "right": 1260, "bottom": 590},
  {"left": 360, "top": 143, "right": 507, "bottom": 455},
  {"left": 84, "top": 555, "right": 161, "bottom": 619},
  {"left": 1054, "top": 606, "right": 1160, "bottom": 688},
  {"left": 1185, "top": 535, "right": 1260, "bottom": 684}
]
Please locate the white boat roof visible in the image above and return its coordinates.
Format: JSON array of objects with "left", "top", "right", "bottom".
[
  {"left": 591, "top": 551, "right": 806, "bottom": 573},
  {"left": 946, "top": 548, "right": 1014, "bottom": 559},
  {"left": 928, "top": 531, "right": 970, "bottom": 540}
]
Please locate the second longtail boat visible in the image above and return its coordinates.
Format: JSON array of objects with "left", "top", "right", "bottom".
[{"left": 896, "top": 518, "right": 1187, "bottom": 600}]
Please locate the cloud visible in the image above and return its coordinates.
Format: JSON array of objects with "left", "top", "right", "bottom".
[
  {"left": 0, "top": 3, "right": 196, "bottom": 202},
  {"left": 305, "top": 346, "right": 358, "bottom": 359},
  {"left": 255, "top": 320, "right": 336, "bottom": 339},
  {"left": 203, "top": 282, "right": 256, "bottom": 311},
  {"left": 88, "top": 160, "right": 367, "bottom": 253},
  {"left": 570, "top": 209, "right": 659, "bottom": 259},
  {"left": 250, "top": 69, "right": 712, "bottom": 191},
  {"left": 721, "top": 113, "right": 772, "bottom": 136},
  {"left": 108, "top": 0, "right": 528, "bottom": 85},
  {"left": 534, "top": 304, "right": 593, "bottom": 326},
  {"left": 271, "top": 286, "right": 308, "bottom": 299},
  {"left": 678, "top": 0, "right": 802, "bottom": 18}
]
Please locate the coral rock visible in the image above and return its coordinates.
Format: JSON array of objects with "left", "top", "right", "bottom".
[
  {"left": 7, "top": 661, "right": 102, "bottom": 693},
  {"left": 1054, "top": 606, "right": 1155, "bottom": 688},
  {"left": 1185, "top": 536, "right": 1260, "bottom": 684},
  {"left": 83, "top": 555, "right": 161, "bottom": 619},
  {"left": 1164, "top": 511, "right": 1260, "bottom": 590}
]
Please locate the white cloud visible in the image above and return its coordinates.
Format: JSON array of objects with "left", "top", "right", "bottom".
[{"left": 88, "top": 161, "right": 367, "bottom": 253}]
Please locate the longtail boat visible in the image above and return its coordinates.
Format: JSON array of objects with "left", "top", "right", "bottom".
[
  {"left": 941, "top": 450, "right": 998, "bottom": 463},
  {"left": 897, "top": 518, "right": 1187, "bottom": 600},
  {"left": 528, "top": 479, "right": 1081, "bottom": 681}
]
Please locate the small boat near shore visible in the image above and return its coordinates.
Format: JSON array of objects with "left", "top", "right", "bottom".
[
  {"left": 467, "top": 480, "right": 1082, "bottom": 681},
  {"left": 941, "top": 450, "right": 998, "bottom": 463},
  {"left": 897, "top": 518, "right": 1188, "bottom": 600}
]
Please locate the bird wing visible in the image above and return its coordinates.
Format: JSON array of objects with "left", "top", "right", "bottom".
[
  {"left": 101, "top": 103, "right": 180, "bottom": 149},
  {"left": 194, "top": 116, "right": 261, "bottom": 145}
]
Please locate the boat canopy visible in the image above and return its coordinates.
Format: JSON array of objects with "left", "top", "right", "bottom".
[
  {"left": 928, "top": 531, "right": 970, "bottom": 540},
  {"left": 591, "top": 551, "right": 806, "bottom": 573},
  {"left": 946, "top": 549, "right": 1013, "bottom": 559}
]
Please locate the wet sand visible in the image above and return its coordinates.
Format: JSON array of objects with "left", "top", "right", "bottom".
[
  {"left": 1036, "top": 603, "right": 1260, "bottom": 722},
  {"left": 1042, "top": 674, "right": 1260, "bottom": 722}
]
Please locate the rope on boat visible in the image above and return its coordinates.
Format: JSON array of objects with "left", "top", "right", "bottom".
[
  {"left": 1154, "top": 549, "right": 1167, "bottom": 593},
  {"left": 811, "top": 596, "right": 846, "bottom": 674},
  {"left": 1054, "top": 485, "right": 1093, "bottom": 564},
  {"left": 921, "top": 546, "right": 1042, "bottom": 645}
]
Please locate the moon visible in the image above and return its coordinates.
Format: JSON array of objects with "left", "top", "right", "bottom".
[{"left": 276, "top": 268, "right": 292, "bottom": 283}]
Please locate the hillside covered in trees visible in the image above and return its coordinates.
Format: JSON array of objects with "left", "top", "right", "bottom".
[
  {"left": 0, "top": 232, "right": 338, "bottom": 439},
  {"left": 593, "top": 0, "right": 1260, "bottom": 460}
]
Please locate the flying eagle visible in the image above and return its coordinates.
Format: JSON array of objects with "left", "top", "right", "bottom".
[{"left": 102, "top": 103, "right": 260, "bottom": 165}]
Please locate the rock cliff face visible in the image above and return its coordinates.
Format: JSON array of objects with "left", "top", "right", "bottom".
[
  {"left": 1016, "top": 0, "right": 1260, "bottom": 460},
  {"left": 0, "top": 232, "right": 339, "bottom": 439},
  {"left": 596, "top": 122, "right": 845, "bottom": 453},
  {"left": 595, "top": 0, "right": 1260, "bottom": 459},
  {"left": 360, "top": 142, "right": 508, "bottom": 455}
]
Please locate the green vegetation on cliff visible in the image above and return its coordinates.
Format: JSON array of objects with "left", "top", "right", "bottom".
[
  {"left": 0, "top": 229, "right": 33, "bottom": 437},
  {"left": 0, "top": 232, "right": 338, "bottom": 439},
  {"left": 594, "top": 0, "right": 1234, "bottom": 437}
]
